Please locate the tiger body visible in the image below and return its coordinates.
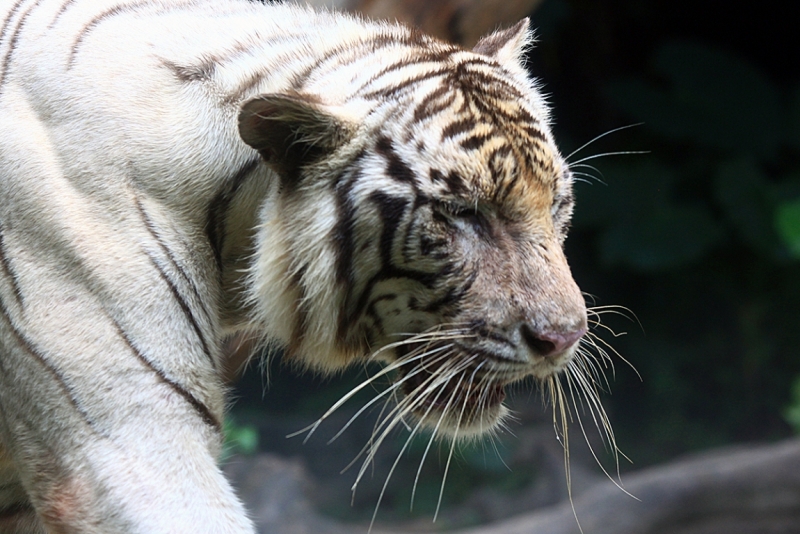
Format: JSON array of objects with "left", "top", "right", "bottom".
[{"left": 0, "top": 0, "right": 587, "bottom": 532}]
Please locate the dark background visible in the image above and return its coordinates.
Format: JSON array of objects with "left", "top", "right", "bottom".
[{"left": 230, "top": 0, "right": 800, "bottom": 526}]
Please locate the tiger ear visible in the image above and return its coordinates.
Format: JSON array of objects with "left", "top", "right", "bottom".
[
  {"left": 472, "top": 18, "right": 532, "bottom": 67},
  {"left": 238, "top": 93, "right": 355, "bottom": 182}
]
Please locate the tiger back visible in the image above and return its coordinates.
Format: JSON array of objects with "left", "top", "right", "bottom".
[{"left": 0, "top": 0, "right": 587, "bottom": 532}]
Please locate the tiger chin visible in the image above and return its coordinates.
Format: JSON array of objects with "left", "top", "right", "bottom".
[{"left": 0, "top": 0, "right": 589, "bottom": 532}]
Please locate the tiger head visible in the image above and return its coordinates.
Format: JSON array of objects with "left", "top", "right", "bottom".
[{"left": 238, "top": 20, "right": 587, "bottom": 437}]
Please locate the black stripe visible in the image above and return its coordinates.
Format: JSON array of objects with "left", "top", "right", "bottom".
[
  {"left": 0, "top": 501, "right": 33, "bottom": 518},
  {"left": 109, "top": 316, "right": 221, "bottom": 431},
  {"left": 0, "top": 0, "right": 27, "bottom": 53},
  {"left": 162, "top": 58, "right": 215, "bottom": 83},
  {"left": 460, "top": 133, "right": 493, "bottom": 151},
  {"left": 358, "top": 47, "right": 456, "bottom": 93},
  {"left": 205, "top": 158, "right": 259, "bottom": 272},
  {"left": 295, "top": 34, "right": 437, "bottom": 97},
  {"left": 362, "top": 68, "right": 449, "bottom": 100},
  {"left": 341, "top": 192, "right": 454, "bottom": 338},
  {"left": 0, "top": 0, "right": 40, "bottom": 95},
  {"left": 441, "top": 117, "right": 476, "bottom": 140},
  {"left": 70, "top": 2, "right": 136, "bottom": 68},
  {"left": 68, "top": 0, "right": 194, "bottom": 68},
  {"left": 288, "top": 39, "right": 376, "bottom": 92},
  {"left": 47, "top": 0, "right": 78, "bottom": 29},
  {"left": 145, "top": 252, "right": 215, "bottom": 371},
  {"left": 286, "top": 264, "right": 310, "bottom": 357},
  {"left": 375, "top": 137, "right": 417, "bottom": 186},
  {"left": 443, "top": 170, "right": 467, "bottom": 195},
  {"left": 412, "top": 84, "right": 454, "bottom": 123},
  {"left": 0, "top": 297, "right": 97, "bottom": 431},
  {"left": 0, "top": 225, "right": 23, "bottom": 307},
  {"left": 133, "top": 196, "right": 213, "bottom": 330},
  {"left": 332, "top": 165, "right": 360, "bottom": 289}
]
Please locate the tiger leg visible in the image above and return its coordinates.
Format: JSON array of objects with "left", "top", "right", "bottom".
[{"left": 0, "top": 273, "right": 253, "bottom": 534}]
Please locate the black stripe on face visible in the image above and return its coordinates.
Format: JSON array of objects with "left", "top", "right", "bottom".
[
  {"left": 332, "top": 166, "right": 360, "bottom": 289},
  {"left": 441, "top": 117, "right": 477, "bottom": 141},
  {"left": 144, "top": 252, "right": 216, "bottom": 371},
  {"left": 110, "top": 316, "right": 221, "bottom": 431},
  {"left": 0, "top": 225, "right": 23, "bottom": 307},
  {"left": 0, "top": 298, "right": 97, "bottom": 432},
  {"left": 205, "top": 158, "right": 259, "bottom": 272},
  {"left": 0, "top": 0, "right": 41, "bottom": 95},
  {"left": 375, "top": 137, "right": 417, "bottom": 187},
  {"left": 342, "top": 191, "right": 455, "bottom": 337}
]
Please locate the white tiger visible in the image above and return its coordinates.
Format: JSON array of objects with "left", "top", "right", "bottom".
[{"left": 0, "top": 0, "right": 592, "bottom": 531}]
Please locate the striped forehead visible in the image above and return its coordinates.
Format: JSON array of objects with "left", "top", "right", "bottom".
[{"left": 400, "top": 64, "right": 561, "bottom": 215}]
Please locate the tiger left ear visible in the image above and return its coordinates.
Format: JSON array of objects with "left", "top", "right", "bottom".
[
  {"left": 238, "top": 93, "right": 355, "bottom": 182},
  {"left": 472, "top": 18, "right": 532, "bottom": 67}
]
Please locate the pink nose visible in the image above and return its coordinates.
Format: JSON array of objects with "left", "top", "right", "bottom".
[{"left": 520, "top": 324, "right": 586, "bottom": 357}]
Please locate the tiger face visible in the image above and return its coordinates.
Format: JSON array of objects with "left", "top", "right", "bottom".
[{"left": 239, "top": 20, "right": 586, "bottom": 438}]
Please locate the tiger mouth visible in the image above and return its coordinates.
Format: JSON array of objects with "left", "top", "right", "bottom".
[{"left": 399, "top": 361, "right": 507, "bottom": 418}]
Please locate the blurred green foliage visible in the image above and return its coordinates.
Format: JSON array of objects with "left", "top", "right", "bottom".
[
  {"left": 222, "top": 417, "right": 259, "bottom": 461},
  {"left": 786, "top": 376, "right": 800, "bottom": 434}
]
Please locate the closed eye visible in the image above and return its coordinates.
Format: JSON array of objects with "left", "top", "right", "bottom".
[{"left": 433, "top": 201, "right": 489, "bottom": 236}]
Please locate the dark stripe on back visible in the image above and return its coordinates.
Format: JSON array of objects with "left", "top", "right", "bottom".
[
  {"left": 0, "top": 298, "right": 98, "bottom": 432},
  {"left": 68, "top": 0, "right": 192, "bottom": 68},
  {"left": 205, "top": 158, "right": 259, "bottom": 272},
  {"left": 145, "top": 251, "right": 216, "bottom": 371},
  {"left": 0, "top": 225, "right": 23, "bottom": 307},
  {"left": 133, "top": 196, "right": 214, "bottom": 329},
  {"left": 0, "top": 0, "right": 41, "bottom": 95},
  {"left": 47, "top": 0, "right": 78, "bottom": 29},
  {"left": 109, "top": 316, "right": 221, "bottom": 431}
]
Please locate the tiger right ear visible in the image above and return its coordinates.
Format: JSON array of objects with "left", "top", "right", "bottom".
[
  {"left": 472, "top": 18, "right": 532, "bottom": 68},
  {"left": 238, "top": 93, "right": 355, "bottom": 182}
]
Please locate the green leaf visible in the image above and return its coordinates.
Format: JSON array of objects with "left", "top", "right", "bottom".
[
  {"left": 600, "top": 205, "right": 722, "bottom": 271},
  {"left": 785, "top": 375, "right": 800, "bottom": 434},
  {"left": 775, "top": 199, "right": 800, "bottom": 259},
  {"left": 223, "top": 418, "right": 259, "bottom": 459}
]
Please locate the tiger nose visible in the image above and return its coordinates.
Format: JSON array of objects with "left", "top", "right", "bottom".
[{"left": 519, "top": 323, "right": 586, "bottom": 357}]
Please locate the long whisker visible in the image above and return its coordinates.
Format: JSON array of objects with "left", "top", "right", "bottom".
[
  {"left": 569, "top": 150, "right": 650, "bottom": 167},
  {"left": 287, "top": 331, "right": 473, "bottom": 441},
  {"left": 564, "top": 123, "right": 644, "bottom": 162}
]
